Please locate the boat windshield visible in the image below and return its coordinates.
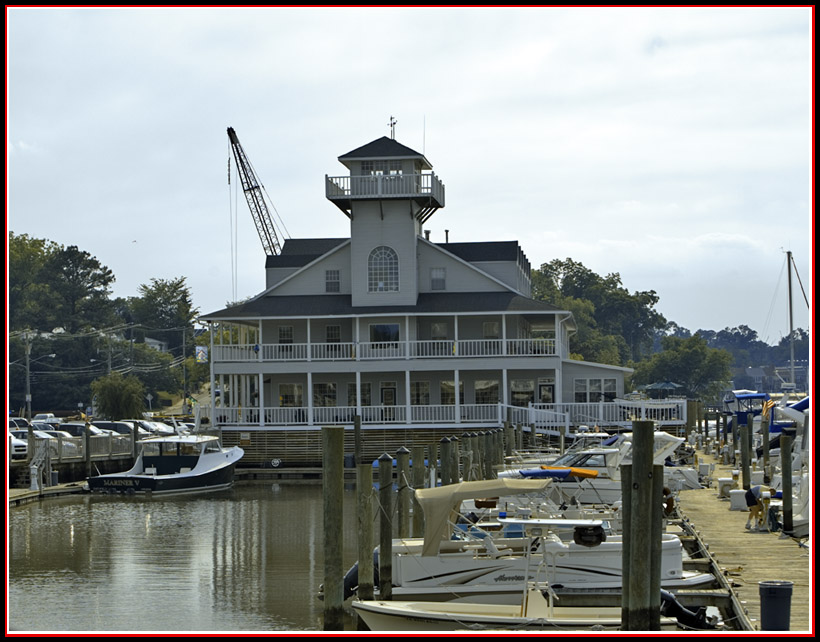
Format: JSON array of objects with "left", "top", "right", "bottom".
[{"left": 141, "top": 441, "right": 204, "bottom": 457}]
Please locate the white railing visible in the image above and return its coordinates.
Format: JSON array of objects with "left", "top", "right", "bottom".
[
  {"left": 326, "top": 173, "right": 445, "bottom": 205},
  {"left": 209, "top": 399, "right": 686, "bottom": 429},
  {"left": 213, "top": 338, "right": 558, "bottom": 363}
]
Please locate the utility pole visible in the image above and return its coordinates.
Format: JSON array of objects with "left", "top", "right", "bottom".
[{"left": 24, "top": 331, "right": 32, "bottom": 421}]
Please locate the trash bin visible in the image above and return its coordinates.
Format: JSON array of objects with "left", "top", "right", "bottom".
[
  {"left": 759, "top": 580, "right": 793, "bottom": 630},
  {"left": 50, "top": 471, "right": 59, "bottom": 486},
  {"left": 343, "top": 454, "right": 355, "bottom": 468}
]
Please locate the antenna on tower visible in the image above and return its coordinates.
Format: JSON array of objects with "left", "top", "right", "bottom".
[{"left": 388, "top": 115, "right": 398, "bottom": 139}]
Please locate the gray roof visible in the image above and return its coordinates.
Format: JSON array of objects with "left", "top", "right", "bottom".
[
  {"left": 437, "top": 241, "right": 521, "bottom": 262},
  {"left": 338, "top": 137, "right": 431, "bottom": 168},
  {"left": 201, "top": 292, "right": 564, "bottom": 321},
  {"left": 265, "top": 238, "right": 348, "bottom": 268}
]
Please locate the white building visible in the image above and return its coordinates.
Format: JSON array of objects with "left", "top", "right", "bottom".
[{"left": 200, "top": 137, "right": 675, "bottom": 465}]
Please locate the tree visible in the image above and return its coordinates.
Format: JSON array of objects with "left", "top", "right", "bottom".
[
  {"left": 632, "top": 335, "right": 732, "bottom": 403},
  {"left": 91, "top": 372, "right": 146, "bottom": 419},
  {"left": 532, "top": 258, "right": 667, "bottom": 364}
]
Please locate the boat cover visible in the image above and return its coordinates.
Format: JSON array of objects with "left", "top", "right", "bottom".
[{"left": 415, "top": 478, "right": 551, "bottom": 557}]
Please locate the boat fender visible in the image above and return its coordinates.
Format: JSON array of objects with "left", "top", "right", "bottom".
[
  {"left": 341, "top": 549, "right": 380, "bottom": 600},
  {"left": 573, "top": 524, "right": 606, "bottom": 547}
]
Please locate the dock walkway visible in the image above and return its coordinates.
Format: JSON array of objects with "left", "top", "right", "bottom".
[{"left": 676, "top": 450, "right": 812, "bottom": 633}]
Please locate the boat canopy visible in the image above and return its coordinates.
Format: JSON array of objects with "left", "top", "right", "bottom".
[{"left": 415, "top": 478, "right": 551, "bottom": 557}]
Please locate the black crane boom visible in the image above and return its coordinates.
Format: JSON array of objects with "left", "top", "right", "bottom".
[{"left": 227, "top": 127, "right": 282, "bottom": 256}]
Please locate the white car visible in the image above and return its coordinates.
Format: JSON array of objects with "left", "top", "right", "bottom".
[
  {"left": 9, "top": 431, "right": 28, "bottom": 459},
  {"left": 30, "top": 429, "right": 82, "bottom": 458}
]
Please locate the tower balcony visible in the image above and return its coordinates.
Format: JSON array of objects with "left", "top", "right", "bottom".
[{"left": 325, "top": 172, "right": 445, "bottom": 218}]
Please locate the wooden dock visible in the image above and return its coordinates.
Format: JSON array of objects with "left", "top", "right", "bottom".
[{"left": 676, "top": 449, "right": 812, "bottom": 633}]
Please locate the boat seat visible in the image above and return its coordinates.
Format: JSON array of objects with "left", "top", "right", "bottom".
[
  {"left": 179, "top": 467, "right": 192, "bottom": 473},
  {"left": 145, "top": 467, "right": 157, "bottom": 475}
]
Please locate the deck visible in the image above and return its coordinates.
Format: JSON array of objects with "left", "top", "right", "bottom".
[{"left": 676, "top": 449, "right": 812, "bottom": 632}]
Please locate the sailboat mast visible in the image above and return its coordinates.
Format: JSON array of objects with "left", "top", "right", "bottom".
[{"left": 787, "top": 250, "right": 795, "bottom": 388}]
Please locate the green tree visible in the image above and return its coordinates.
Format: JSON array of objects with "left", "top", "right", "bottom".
[
  {"left": 532, "top": 258, "right": 666, "bottom": 364},
  {"left": 632, "top": 335, "right": 732, "bottom": 402},
  {"left": 91, "top": 372, "right": 146, "bottom": 419}
]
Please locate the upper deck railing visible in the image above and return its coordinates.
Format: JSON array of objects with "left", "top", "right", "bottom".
[{"left": 326, "top": 173, "right": 445, "bottom": 209}]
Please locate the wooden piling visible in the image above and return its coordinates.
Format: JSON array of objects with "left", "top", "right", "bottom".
[
  {"left": 378, "top": 453, "right": 393, "bottom": 600},
  {"left": 761, "top": 412, "right": 771, "bottom": 484},
  {"left": 322, "top": 426, "right": 344, "bottom": 630},
  {"left": 740, "top": 423, "right": 751, "bottom": 490},
  {"left": 780, "top": 430, "right": 794, "bottom": 534},
  {"left": 396, "top": 447, "right": 410, "bottom": 539},
  {"left": 411, "top": 445, "right": 426, "bottom": 537},
  {"left": 356, "top": 463, "right": 374, "bottom": 601},
  {"left": 439, "top": 437, "right": 452, "bottom": 486},
  {"left": 622, "top": 420, "right": 660, "bottom": 630}
]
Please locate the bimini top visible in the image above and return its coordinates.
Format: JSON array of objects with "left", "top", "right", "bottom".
[{"left": 415, "top": 478, "right": 552, "bottom": 557}]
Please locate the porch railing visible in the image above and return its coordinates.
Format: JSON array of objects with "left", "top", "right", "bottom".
[
  {"left": 214, "top": 338, "right": 558, "bottom": 363},
  {"left": 209, "top": 398, "right": 686, "bottom": 431}
]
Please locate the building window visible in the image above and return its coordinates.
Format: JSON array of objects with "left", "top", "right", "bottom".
[
  {"left": 511, "top": 379, "right": 534, "bottom": 407},
  {"left": 279, "top": 383, "right": 303, "bottom": 407},
  {"left": 278, "top": 326, "right": 293, "bottom": 344},
  {"left": 313, "top": 383, "right": 336, "bottom": 407},
  {"left": 348, "top": 383, "right": 372, "bottom": 407},
  {"left": 326, "top": 325, "right": 341, "bottom": 343},
  {"left": 483, "top": 321, "right": 500, "bottom": 339},
  {"left": 431, "top": 322, "right": 448, "bottom": 341},
  {"left": 441, "top": 381, "right": 464, "bottom": 405},
  {"left": 362, "top": 160, "right": 402, "bottom": 175},
  {"left": 369, "top": 323, "right": 400, "bottom": 345},
  {"left": 325, "top": 270, "right": 340, "bottom": 293},
  {"left": 475, "top": 380, "right": 499, "bottom": 404},
  {"left": 411, "top": 381, "right": 430, "bottom": 405},
  {"left": 431, "top": 267, "right": 446, "bottom": 291},
  {"left": 368, "top": 246, "right": 399, "bottom": 292},
  {"left": 574, "top": 378, "right": 618, "bottom": 403}
]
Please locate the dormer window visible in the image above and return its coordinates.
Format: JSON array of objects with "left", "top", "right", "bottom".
[{"left": 368, "top": 246, "right": 399, "bottom": 292}]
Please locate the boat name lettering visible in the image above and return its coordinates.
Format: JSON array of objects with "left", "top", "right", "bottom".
[
  {"left": 103, "top": 479, "right": 136, "bottom": 486},
  {"left": 494, "top": 574, "right": 526, "bottom": 583}
]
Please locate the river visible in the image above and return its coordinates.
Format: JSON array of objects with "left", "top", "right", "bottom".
[{"left": 7, "top": 484, "right": 362, "bottom": 632}]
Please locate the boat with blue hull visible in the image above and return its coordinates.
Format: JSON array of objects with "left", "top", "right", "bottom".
[{"left": 87, "top": 433, "right": 244, "bottom": 495}]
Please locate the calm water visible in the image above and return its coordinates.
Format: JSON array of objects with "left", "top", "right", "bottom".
[{"left": 8, "top": 484, "right": 361, "bottom": 632}]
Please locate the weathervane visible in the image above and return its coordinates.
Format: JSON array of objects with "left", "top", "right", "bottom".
[{"left": 388, "top": 115, "right": 397, "bottom": 139}]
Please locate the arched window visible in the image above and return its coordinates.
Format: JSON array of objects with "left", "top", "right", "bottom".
[{"left": 368, "top": 246, "right": 399, "bottom": 292}]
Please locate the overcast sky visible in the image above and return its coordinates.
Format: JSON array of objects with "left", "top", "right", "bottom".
[{"left": 7, "top": 7, "right": 813, "bottom": 346}]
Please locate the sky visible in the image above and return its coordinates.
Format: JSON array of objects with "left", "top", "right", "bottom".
[{"left": 7, "top": 6, "right": 814, "bottom": 347}]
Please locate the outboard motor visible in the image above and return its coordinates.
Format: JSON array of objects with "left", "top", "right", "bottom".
[
  {"left": 660, "top": 589, "right": 717, "bottom": 629},
  {"left": 573, "top": 524, "right": 606, "bottom": 547}
]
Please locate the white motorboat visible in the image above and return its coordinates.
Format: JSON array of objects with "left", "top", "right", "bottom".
[
  {"left": 87, "top": 433, "right": 243, "bottom": 495},
  {"left": 499, "top": 431, "right": 701, "bottom": 503},
  {"left": 342, "top": 479, "right": 712, "bottom": 603},
  {"left": 352, "top": 585, "right": 626, "bottom": 631}
]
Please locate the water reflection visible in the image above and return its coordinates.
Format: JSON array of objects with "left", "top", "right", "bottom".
[{"left": 8, "top": 484, "right": 360, "bottom": 632}]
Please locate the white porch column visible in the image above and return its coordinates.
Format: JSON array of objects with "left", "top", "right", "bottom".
[
  {"left": 405, "top": 315, "right": 410, "bottom": 359},
  {"left": 355, "top": 319, "right": 360, "bottom": 361},
  {"left": 307, "top": 371, "right": 314, "bottom": 426},
  {"left": 307, "top": 319, "right": 311, "bottom": 362},
  {"left": 454, "top": 315, "right": 459, "bottom": 356},
  {"left": 258, "top": 320, "right": 263, "bottom": 362},
  {"left": 209, "top": 322, "right": 215, "bottom": 418},
  {"left": 405, "top": 370, "right": 411, "bottom": 424},
  {"left": 258, "top": 372, "right": 264, "bottom": 426},
  {"left": 355, "top": 371, "right": 362, "bottom": 416},
  {"left": 454, "top": 369, "right": 461, "bottom": 424},
  {"left": 502, "top": 369, "right": 509, "bottom": 406},
  {"left": 502, "top": 314, "right": 507, "bottom": 355}
]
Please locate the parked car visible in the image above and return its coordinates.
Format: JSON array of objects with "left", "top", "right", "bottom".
[
  {"left": 8, "top": 431, "right": 28, "bottom": 459},
  {"left": 32, "top": 413, "right": 62, "bottom": 424},
  {"left": 8, "top": 417, "right": 30, "bottom": 429},
  {"left": 31, "top": 429, "right": 83, "bottom": 458},
  {"left": 92, "top": 420, "right": 151, "bottom": 439}
]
